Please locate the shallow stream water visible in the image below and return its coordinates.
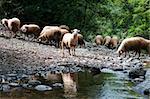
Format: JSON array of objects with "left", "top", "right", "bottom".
[{"left": 0, "top": 68, "right": 149, "bottom": 99}]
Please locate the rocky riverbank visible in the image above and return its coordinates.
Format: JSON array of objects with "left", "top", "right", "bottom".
[{"left": 0, "top": 30, "right": 149, "bottom": 96}]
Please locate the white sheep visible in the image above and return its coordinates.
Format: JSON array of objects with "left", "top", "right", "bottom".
[
  {"left": 7, "top": 17, "right": 20, "bottom": 37},
  {"left": 61, "top": 29, "right": 80, "bottom": 57}
]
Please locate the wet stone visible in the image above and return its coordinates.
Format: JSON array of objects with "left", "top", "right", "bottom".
[
  {"left": 35, "top": 85, "right": 52, "bottom": 91},
  {"left": 6, "top": 77, "right": 17, "bottom": 82},
  {"left": 133, "top": 78, "right": 144, "bottom": 83},
  {"left": 9, "top": 82, "right": 20, "bottom": 87},
  {"left": 143, "top": 88, "right": 150, "bottom": 95}
]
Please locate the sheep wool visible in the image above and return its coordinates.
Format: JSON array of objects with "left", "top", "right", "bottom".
[
  {"left": 117, "top": 37, "right": 150, "bottom": 57},
  {"left": 95, "top": 35, "right": 103, "bottom": 45},
  {"left": 103, "top": 36, "right": 111, "bottom": 46},
  {"left": 61, "top": 29, "right": 80, "bottom": 57}
]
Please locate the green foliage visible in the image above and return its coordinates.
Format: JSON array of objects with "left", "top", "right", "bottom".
[{"left": 0, "top": 0, "right": 149, "bottom": 40}]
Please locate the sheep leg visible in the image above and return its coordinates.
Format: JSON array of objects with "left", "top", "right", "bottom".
[
  {"left": 59, "top": 41, "right": 62, "bottom": 48},
  {"left": 68, "top": 48, "right": 71, "bottom": 55},
  {"left": 57, "top": 41, "right": 60, "bottom": 48},
  {"left": 30, "top": 34, "right": 35, "bottom": 41},
  {"left": 10, "top": 31, "right": 16, "bottom": 38},
  {"left": 124, "top": 52, "right": 126, "bottom": 58},
  {"left": 61, "top": 42, "right": 65, "bottom": 57},
  {"left": 128, "top": 51, "right": 131, "bottom": 58},
  {"left": 73, "top": 48, "right": 76, "bottom": 56},
  {"left": 138, "top": 50, "right": 141, "bottom": 58},
  {"left": 134, "top": 51, "right": 137, "bottom": 57}
]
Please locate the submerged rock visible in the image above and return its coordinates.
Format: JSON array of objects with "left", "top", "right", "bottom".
[
  {"left": 143, "top": 88, "right": 150, "bottom": 95},
  {"left": 128, "top": 68, "right": 146, "bottom": 79}
]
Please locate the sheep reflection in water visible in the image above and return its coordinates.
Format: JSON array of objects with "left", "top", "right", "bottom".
[{"left": 46, "top": 72, "right": 78, "bottom": 98}]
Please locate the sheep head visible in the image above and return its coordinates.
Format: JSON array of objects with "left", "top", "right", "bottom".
[{"left": 20, "top": 24, "right": 28, "bottom": 33}]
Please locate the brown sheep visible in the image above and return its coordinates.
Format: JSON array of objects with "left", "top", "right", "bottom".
[
  {"left": 77, "top": 33, "right": 85, "bottom": 48},
  {"left": 40, "top": 26, "right": 60, "bottom": 36},
  {"left": 109, "top": 36, "right": 119, "bottom": 49},
  {"left": 38, "top": 27, "right": 62, "bottom": 47},
  {"left": 40, "top": 26, "right": 69, "bottom": 46},
  {"left": 117, "top": 37, "right": 150, "bottom": 57},
  {"left": 42, "top": 26, "right": 69, "bottom": 35},
  {"left": 95, "top": 35, "right": 103, "bottom": 45},
  {"left": 103, "top": 36, "right": 111, "bottom": 46},
  {"left": 1, "top": 18, "right": 8, "bottom": 29},
  {"left": 7, "top": 17, "right": 20, "bottom": 37},
  {"left": 20, "top": 24, "right": 40, "bottom": 38},
  {"left": 61, "top": 29, "right": 80, "bottom": 57}
]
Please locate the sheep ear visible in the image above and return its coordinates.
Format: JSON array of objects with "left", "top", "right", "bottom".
[
  {"left": 71, "top": 30, "right": 73, "bottom": 33},
  {"left": 78, "top": 30, "right": 80, "bottom": 33}
]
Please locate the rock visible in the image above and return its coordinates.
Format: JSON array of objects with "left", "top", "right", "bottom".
[
  {"left": 9, "top": 82, "right": 20, "bottom": 87},
  {"left": 22, "top": 84, "right": 32, "bottom": 89},
  {"left": 145, "top": 69, "right": 150, "bottom": 79},
  {"left": 128, "top": 68, "right": 146, "bottom": 79},
  {"left": 101, "top": 68, "right": 115, "bottom": 74},
  {"left": 52, "top": 83, "right": 63, "bottom": 88},
  {"left": 2, "top": 84, "right": 11, "bottom": 92},
  {"left": 89, "top": 67, "right": 101, "bottom": 75},
  {"left": 35, "top": 85, "right": 52, "bottom": 91},
  {"left": 133, "top": 79, "right": 150, "bottom": 96},
  {"left": 0, "top": 84, "right": 2, "bottom": 91},
  {"left": 7, "top": 73, "right": 17, "bottom": 77},
  {"left": 112, "top": 66, "right": 124, "bottom": 71},
  {"left": 143, "top": 88, "right": 150, "bottom": 95},
  {"left": 28, "top": 80, "right": 41, "bottom": 86},
  {"left": 133, "top": 78, "right": 144, "bottom": 83}
]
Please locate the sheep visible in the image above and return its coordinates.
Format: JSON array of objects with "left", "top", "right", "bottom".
[
  {"left": 1, "top": 18, "right": 8, "bottom": 29},
  {"left": 109, "top": 36, "right": 119, "bottom": 49},
  {"left": 59, "top": 25, "right": 70, "bottom": 31},
  {"left": 7, "top": 17, "right": 20, "bottom": 37},
  {"left": 38, "top": 26, "right": 62, "bottom": 47},
  {"left": 39, "top": 26, "right": 69, "bottom": 46},
  {"left": 117, "top": 37, "right": 150, "bottom": 57},
  {"left": 77, "top": 33, "right": 85, "bottom": 48},
  {"left": 61, "top": 29, "right": 80, "bottom": 57},
  {"left": 103, "top": 36, "right": 111, "bottom": 46},
  {"left": 95, "top": 35, "right": 103, "bottom": 45},
  {"left": 20, "top": 24, "right": 40, "bottom": 38},
  {"left": 60, "top": 28, "right": 69, "bottom": 41},
  {"left": 42, "top": 26, "right": 69, "bottom": 36}
]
